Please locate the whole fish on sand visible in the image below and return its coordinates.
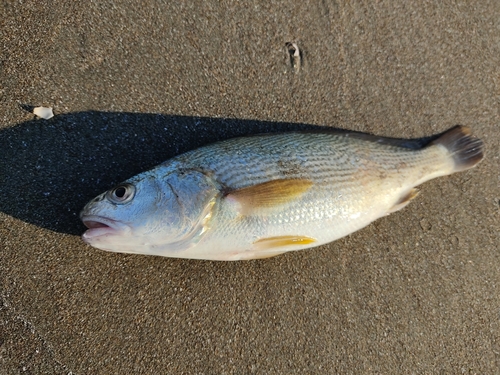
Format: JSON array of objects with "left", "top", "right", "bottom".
[{"left": 80, "top": 126, "right": 484, "bottom": 260}]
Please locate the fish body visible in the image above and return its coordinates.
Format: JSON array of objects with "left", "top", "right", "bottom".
[{"left": 80, "top": 126, "right": 483, "bottom": 260}]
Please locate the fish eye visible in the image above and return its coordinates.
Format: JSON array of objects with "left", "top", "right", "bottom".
[{"left": 107, "top": 184, "right": 135, "bottom": 204}]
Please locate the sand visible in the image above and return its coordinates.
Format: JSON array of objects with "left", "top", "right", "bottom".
[{"left": 1, "top": 1, "right": 499, "bottom": 373}]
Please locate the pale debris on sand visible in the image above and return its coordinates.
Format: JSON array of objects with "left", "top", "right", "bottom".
[{"left": 33, "top": 106, "right": 54, "bottom": 119}]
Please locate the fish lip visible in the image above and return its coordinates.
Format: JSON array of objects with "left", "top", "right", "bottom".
[{"left": 81, "top": 215, "right": 129, "bottom": 240}]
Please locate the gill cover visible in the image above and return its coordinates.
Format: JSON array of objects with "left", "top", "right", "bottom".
[{"left": 158, "top": 170, "right": 220, "bottom": 252}]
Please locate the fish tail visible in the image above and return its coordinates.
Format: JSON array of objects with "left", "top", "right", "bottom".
[{"left": 431, "top": 125, "right": 484, "bottom": 172}]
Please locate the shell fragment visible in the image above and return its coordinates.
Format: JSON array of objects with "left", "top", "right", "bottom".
[{"left": 33, "top": 106, "right": 54, "bottom": 119}]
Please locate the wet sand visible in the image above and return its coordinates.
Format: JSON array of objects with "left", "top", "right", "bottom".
[{"left": 1, "top": 1, "right": 499, "bottom": 373}]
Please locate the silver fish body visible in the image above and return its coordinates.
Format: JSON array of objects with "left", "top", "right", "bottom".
[{"left": 80, "top": 126, "right": 483, "bottom": 260}]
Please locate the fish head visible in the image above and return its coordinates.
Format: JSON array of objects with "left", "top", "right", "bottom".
[{"left": 80, "top": 168, "right": 219, "bottom": 256}]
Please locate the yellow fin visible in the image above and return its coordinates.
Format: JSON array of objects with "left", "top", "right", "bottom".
[
  {"left": 387, "top": 188, "right": 420, "bottom": 214},
  {"left": 253, "top": 235, "right": 317, "bottom": 250},
  {"left": 226, "top": 179, "right": 313, "bottom": 213}
]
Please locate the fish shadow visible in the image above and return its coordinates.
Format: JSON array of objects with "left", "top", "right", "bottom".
[{"left": 0, "top": 111, "right": 332, "bottom": 235}]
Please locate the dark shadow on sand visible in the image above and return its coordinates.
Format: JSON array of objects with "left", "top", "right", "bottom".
[
  {"left": 0, "top": 111, "right": 327, "bottom": 235},
  {"left": 1, "top": 111, "right": 443, "bottom": 236}
]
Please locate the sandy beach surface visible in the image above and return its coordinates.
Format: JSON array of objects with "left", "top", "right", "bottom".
[{"left": 1, "top": 1, "right": 499, "bottom": 373}]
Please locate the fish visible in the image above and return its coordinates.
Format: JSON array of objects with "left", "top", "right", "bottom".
[{"left": 80, "top": 125, "right": 484, "bottom": 261}]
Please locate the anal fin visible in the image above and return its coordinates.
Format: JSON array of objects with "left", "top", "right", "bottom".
[{"left": 387, "top": 188, "right": 420, "bottom": 214}]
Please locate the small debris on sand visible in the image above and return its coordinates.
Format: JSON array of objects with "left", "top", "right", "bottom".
[
  {"left": 33, "top": 106, "right": 54, "bottom": 119},
  {"left": 285, "top": 42, "right": 302, "bottom": 73}
]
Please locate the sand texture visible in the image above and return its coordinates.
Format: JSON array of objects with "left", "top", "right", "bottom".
[{"left": 1, "top": 1, "right": 499, "bottom": 373}]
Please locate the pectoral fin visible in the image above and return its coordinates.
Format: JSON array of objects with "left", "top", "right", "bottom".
[
  {"left": 226, "top": 179, "right": 313, "bottom": 213},
  {"left": 387, "top": 188, "right": 420, "bottom": 214}
]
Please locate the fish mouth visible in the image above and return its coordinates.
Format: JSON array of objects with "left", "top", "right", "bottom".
[{"left": 81, "top": 215, "right": 128, "bottom": 241}]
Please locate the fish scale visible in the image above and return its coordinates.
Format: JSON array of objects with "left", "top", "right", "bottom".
[
  {"left": 80, "top": 126, "right": 484, "bottom": 260},
  {"left": 170, "top": 133, "right": 460, "bottom": 257}
]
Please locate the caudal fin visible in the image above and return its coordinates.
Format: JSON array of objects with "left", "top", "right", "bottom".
[{"left": 432, "top": 125, "right": 484, "bottom": 172}]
